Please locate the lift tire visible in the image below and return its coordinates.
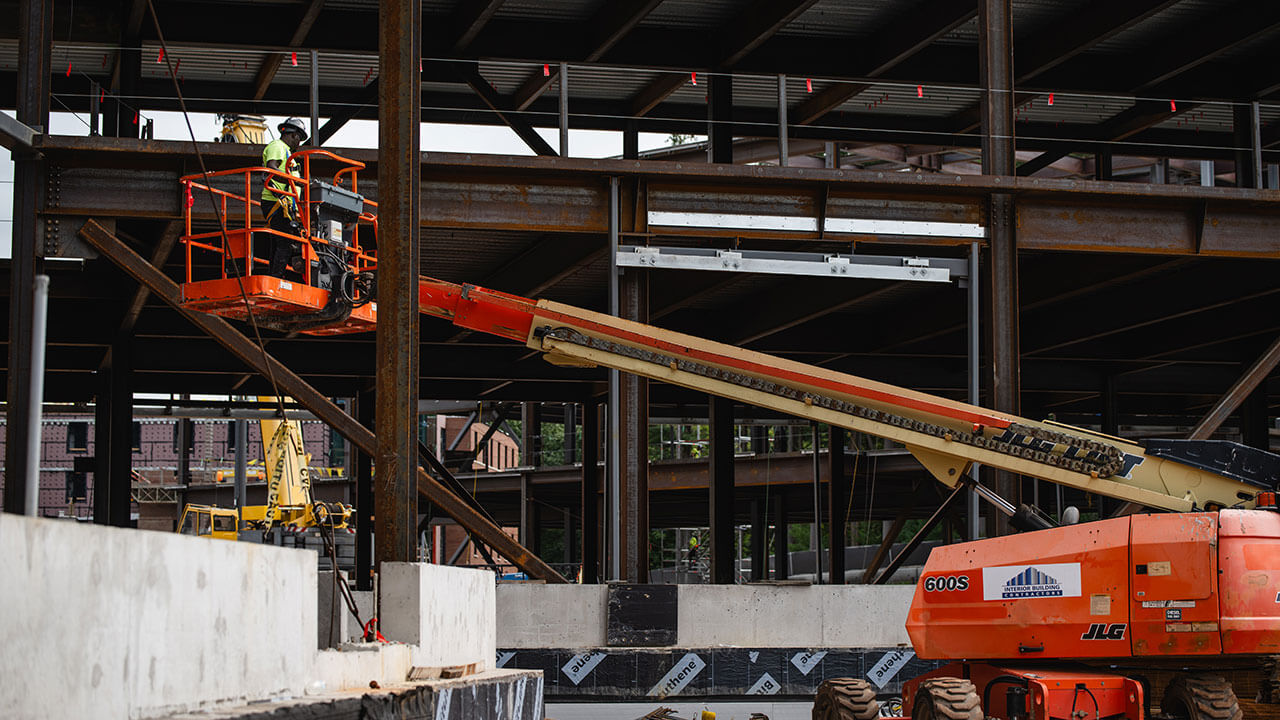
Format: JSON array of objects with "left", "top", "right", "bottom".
[
  {"left": 812, "top": 678, "right": 880, "bottom": 720},
  {"left": 911, "top": 678, "right": 982, "bottom": 720},
  {"left": 1161, "top": 675, "right": 1243, "bottom": 720}
]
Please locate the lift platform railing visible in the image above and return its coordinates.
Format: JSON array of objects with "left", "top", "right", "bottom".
[{"left": 179, "top": 148, "right": 379, "bottom": 285}]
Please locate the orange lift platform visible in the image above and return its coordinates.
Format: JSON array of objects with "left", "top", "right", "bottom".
[{"left": 178, "top": 149, "right": 379, "bottom": 336}]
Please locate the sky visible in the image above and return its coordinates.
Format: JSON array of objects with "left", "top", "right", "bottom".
[{"left": 0, "top": 109, "right": 686, "bottom": 256}]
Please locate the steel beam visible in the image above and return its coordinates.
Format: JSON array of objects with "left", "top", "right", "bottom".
[
  {"left": 872, "top": 483, "right": 969, "bottom": 585},
  {"left": 709, "top": 395, "right": 736, "bottom": 584},
  {"left": 37, "top": 138, "right": 1280, "bottom": 257},
  {"left": 4, "top": 0, "right": 52, "bottom": 514},
  {"left": 1189, "top": 334, "right": 1280, "bottom": 441},
  {"left": 0, "top": 112, "right": 38, "bottom": 150},
  {"left": 447, "top": 0, "right": 506, "bottom": 53},
  {"left": 510, "top": 0, "right": 662, "bottom": 111},
  {"left": 375, "top": 0, "right": 422, "bottom": 568},
  {"left": 465, "top": 69, "right": 558, "bottom": 157},
  {"left": 78, "top": 220, "right": 566, "bottom": 581},
  {"left": 249, "top": 0, "right": 326, "bottom": 101}
]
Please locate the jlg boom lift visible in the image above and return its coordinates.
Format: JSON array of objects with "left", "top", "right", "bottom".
[{"left": 178, "top": 152, "right": 1279, "bottom": 720}]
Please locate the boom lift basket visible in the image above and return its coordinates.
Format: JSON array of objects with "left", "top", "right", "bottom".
[{"left": 178, "top": 149, "right": 379, "bottom": 336}]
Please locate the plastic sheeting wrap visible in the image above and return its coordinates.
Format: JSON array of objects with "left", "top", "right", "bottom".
[{"left": 496, "top": 647, "right": 941, "bottom": 700}]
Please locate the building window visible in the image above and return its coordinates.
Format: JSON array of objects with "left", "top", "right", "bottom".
[
  {"left": 132, "top": 422, "right": 142, "bottom": 452},
  {"left": 226, "top": 421, "right": 237, "bottom": 453},
  {"left": 67, "top": 422, "right": 89, "bottom": 453},
  {"left": 172, "top": 419, "right": 194, "bottom": 453},
  {"left": 65, "top": 471, "right": 87, "bottom": 502}
]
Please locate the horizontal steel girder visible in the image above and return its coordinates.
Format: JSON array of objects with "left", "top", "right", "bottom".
[{"left": 37, "top": 137, "right": 1280, "bottom": 258}]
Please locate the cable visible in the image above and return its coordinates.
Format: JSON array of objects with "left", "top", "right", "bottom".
[{"left": 146, "top": 0, "right": 288, "bottom": 422}]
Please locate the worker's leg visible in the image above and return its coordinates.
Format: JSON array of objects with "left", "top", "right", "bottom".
[{"left": 259, "top": 200, "right": 300, "bottom": 279}]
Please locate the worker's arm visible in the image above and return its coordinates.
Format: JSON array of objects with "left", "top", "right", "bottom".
[{"left": 265, "top": 159, "right": 282, "bottom": 171}]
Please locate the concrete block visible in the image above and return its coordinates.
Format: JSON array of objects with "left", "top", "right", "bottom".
[
  {"left": 678, "top": 584, "right": 821, "bottom": 646},
  {"left": 318, "top": 571, "right": 350, "bottom": 649},
  {"left": 677, "top": 584, "right": 913, "bottom": 648},
  {"left": 0, "top": 514, "right": 315, "bottom": 719},
  {"left": 496, "top": 583, "right": 607, "bottom": 648},
  {"left": 379, "top": 562, "right": 496, "bottom": 671},
  {"left": 819, "top": 585, "right": 914, "bottom": 647},
  {"left": 313, "top": 643, "right": 412, "bottom": 692}
]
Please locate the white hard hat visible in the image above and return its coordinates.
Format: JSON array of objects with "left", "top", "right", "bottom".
[{"left": 278, "top": 117, "right": 308, "bottom": 141}]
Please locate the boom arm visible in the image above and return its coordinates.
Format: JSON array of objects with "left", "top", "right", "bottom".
[{"left": 417, "top": 277, "right": 1268, "bottom": 514}]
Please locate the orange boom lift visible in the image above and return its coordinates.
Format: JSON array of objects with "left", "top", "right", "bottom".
[{"left": 179, "top": 154, "right": 1280, "bottom": 720}]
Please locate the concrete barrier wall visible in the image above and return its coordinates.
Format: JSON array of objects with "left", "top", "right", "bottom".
[
  {"left": 380, "top": 561, "right": 497, "bottom": 671},
  {"left": 0, "top": 514, "right": 316, "bottom": 719},
  {"left": 497, "top": 584, "right": 608, "bottom": 648},
  {"left": 495, "top": 583, "right": 914, "bottom": 649},
  {"left": 0, "top": 515, "right": 515, "bottom": 719},
  {"left": 677, "top": 585, "right": 914, "bottom": 647}
]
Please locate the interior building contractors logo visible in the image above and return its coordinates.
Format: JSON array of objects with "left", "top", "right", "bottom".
[{"left": 983, "top": 562, "right": 1082, "bottom": 601}]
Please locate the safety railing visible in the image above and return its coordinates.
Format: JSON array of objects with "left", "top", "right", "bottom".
[{"left": 180, "top": 148, "right": 379, "bottom": 284}]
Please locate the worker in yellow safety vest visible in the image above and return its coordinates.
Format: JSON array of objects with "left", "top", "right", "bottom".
[{"left": 259, "top": 117, "right": 308, "bottom": 278}]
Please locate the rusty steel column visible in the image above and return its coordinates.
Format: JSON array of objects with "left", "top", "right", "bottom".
[
  {"left": 375, "top": 0, "right": 421, "bottom": 567},
  {"left": 773, "top": 493, "right": 788, "bottom": 579},
  {"left": 356, "top": 389, "right": 375, "bottom": 590},
  {"left": 581, "top": 399, "right": 601, "bottom": 583},
  {"left": 4, "top": 0, "right": 52, "bottom": 513},
  {"left": 108, "top": 335, "right": 134, "bottom": 527},
  {"left": 709, "top": 71, "right": 733, "bottom": 164},
  {"left": 92, "top": 366, "right": 112, "bottom": 524},
  {"left": 618, "top": 269, "right": 650, "bottom": 582},
  {"left": 709, "top": 395, "right": 735, "bottom": 584},
  {"left": 980, "top": 0, "right": 1020, "bottom": 535},
  {"left": 522, "top": 403, "right": 543, "bottom": 467},
  {"left": 826, "top": 425, "right": 848, "bottom": 584}
]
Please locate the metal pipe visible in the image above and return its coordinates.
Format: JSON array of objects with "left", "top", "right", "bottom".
[
  {"left": 310, "top": 49, "right": 320, "bottom": 146},
  {"left": 608, "top": 176, "right": 621, "bottom": 581},
  {"left": 777, "top": 74, "right": 788, "bottom": 167},
  {"left": 967, "top": 241, "right": 981, "bottom": 540},
  {"left": 89, "top": 81, "right": 100, "bottom": 136},
  {"left": 22, "top": 274, "right": 49, "bottom": 516},
  {"left": 559, "top": 62, "right": 569, "bottom": 157},
  {"left": 1252, "top": 101, "right": 1263, "bottom": 190}
]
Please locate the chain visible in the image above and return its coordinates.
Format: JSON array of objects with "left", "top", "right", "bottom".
[{"left": 537, "top": 326, "right": 1125, "bottom": 478}]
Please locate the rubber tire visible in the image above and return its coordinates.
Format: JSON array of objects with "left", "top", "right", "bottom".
[
  {"left": 911, "top": 678, "right": 983, "bottom": 720},
  {"left": 812, "top": 678, "right": 880, "bottom": 720},
  {"left": 1162, "top": 675, "right": 1244, "bottom": 720}
]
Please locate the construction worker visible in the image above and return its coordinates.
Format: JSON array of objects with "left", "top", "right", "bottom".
[{"left": 259, "top": 117, "right": 308, "bottom": 278}]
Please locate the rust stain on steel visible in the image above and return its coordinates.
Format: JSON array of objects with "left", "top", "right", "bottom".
[{"left": 77, "top": 220, "right": 568, "bottom": 583}]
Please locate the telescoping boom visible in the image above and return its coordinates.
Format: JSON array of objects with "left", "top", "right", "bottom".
[{"left": 415, "top": 276, "right": 1273, "bottom": 516}]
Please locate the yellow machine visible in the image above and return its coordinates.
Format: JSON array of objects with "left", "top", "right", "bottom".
[
  {"left": 216, "top": 113, "right": 268, "bottom": 144},
  {"left": 177, "top": 503, "right": 239, "bottom": 541},
  {"left": 177, "top": 397, "right": 353, "bottom": 540}
]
